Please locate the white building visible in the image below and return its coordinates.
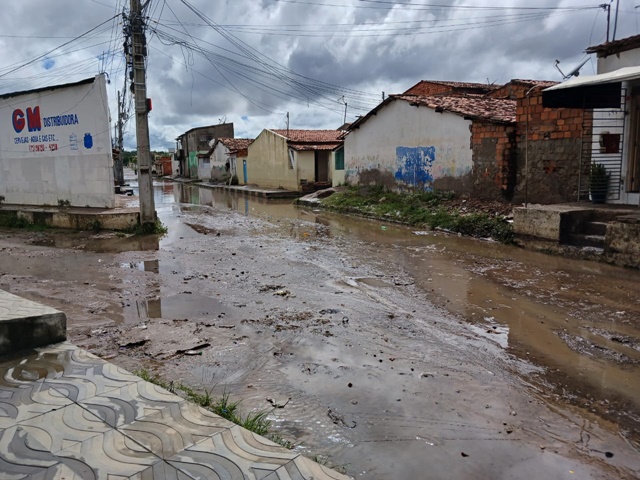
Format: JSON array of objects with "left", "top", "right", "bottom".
[
  {"left": 208, "top": 138, "right": 253, "bottom": 183},
  {"left": 544, "top": 35, "right": 640, "bottom": 206},
  {"left": 0, "top": 75, "right": 114, "bottom": 208},
  {"left": 343, "top": 94, "right": 515, "bottom": 194}
]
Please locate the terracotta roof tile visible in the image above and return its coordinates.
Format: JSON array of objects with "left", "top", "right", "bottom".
[
  {"left": 509, "top": 79, "right": 559, "bottom": 89},
  {"left": 422, "top": 80, "right": 502, "bottom": 90},
  {"left": 218, "top": 138, "right": 253, "bottom": 154},
  {"left": 393, "top": 94, "right": 516, "bottom": 124},
  {"left": 270, "top": 129, "right": 343, "bottom": 151},
  {"left": 586, "top": 34, "right": 640, "bottom": 56}
]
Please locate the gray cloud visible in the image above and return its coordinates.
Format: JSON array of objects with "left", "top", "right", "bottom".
[{"left": 0, "top": 0, "right": 636, "bottom": 150}]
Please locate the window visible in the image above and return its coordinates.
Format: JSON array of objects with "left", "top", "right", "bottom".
[
  {"left": 288, "top": 148, "right": 295, "bottom": 169},
  {"left": 335, "top": 147, "right": 344, "bottom": 170}
]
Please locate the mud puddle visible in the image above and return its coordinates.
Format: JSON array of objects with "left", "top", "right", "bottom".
[
  {"left": 3, "top": 177, "right": 640, "bottom": 478},
  {"left": 121, "top": 293, "right": 234, "bottom": 322}
]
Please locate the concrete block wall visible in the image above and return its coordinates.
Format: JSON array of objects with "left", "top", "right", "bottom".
[
  {"left": 471, "top": 122, "right": 517, "bottom": 200},
  {"left": 513, "top": 90, "right": 590, "bottom": 204}
]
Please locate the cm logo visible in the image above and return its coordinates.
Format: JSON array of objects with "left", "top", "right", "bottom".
[{"left": 13, "top": 106, "right": 42, "bottom": 133}]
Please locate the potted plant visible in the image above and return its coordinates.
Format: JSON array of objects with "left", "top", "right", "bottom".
[{"left": 589, "top": 163, "right": 610, "bottom": 204}]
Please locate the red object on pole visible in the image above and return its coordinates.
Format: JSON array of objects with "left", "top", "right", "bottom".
[{"left": 146, "top": 98, "right": 152, "bottom": 112}]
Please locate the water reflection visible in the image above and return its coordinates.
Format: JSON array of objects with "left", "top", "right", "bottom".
[
  {"left": 122, "top": 293, "right": 230, "bottom": 321},
  {"left": 120, "top": 260, "right": 159, "bottom": 273}
]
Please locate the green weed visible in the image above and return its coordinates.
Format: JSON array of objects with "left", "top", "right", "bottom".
[
  {"left": 126, "top": 219, "right": 168, "bottom": 235},
  {"left": 132, "top": 369, "right": 292, "bottom": 448},
  {"left": 321, "top": 186, "right": 513, "bottom": 243}
]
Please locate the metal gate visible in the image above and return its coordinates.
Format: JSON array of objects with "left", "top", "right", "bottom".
[{"left": 579, "top": 88, "right": 626, "bottom": 201}]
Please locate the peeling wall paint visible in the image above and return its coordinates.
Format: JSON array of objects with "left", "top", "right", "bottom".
[
  {"left": 344, "top": 99, "right": 473, "bottom": 193},
  {"left": 395, "top": 146, "right": 435, "bottom": 188}
]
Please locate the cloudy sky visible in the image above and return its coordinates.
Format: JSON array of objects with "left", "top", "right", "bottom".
[{"left": 0, "top": 0, "right": 637, "bottom": 150}]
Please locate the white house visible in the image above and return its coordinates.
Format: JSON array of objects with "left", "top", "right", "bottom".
[
  {"left": 343, "top": 94, "right": 515, "bottom": 194},
  {"left": 544, "top": 34, "right": 640, "bottom": 206},
  {"left": 209, "top": 138, "right": 253, "bottom": 183},
  {"left": 246, "top": 129, "right": 343, "bottom": 190}
]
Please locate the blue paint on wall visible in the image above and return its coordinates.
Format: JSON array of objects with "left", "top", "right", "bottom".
[{"left": 394, "top": 146, "right": 435, "bottom": 189}]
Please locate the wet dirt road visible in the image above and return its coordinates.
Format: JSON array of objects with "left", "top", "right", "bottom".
[{"left": 1, "top": 179, "right": 639, "bottom": 479}]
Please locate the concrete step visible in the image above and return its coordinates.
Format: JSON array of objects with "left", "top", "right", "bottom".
[
  {"left": 566, "top": 233, "right": 606, "bottom": 249},
  {"left": 0, "top": 289, "right": 66, "bottom": 356},
  {"left": 582, "top": 221, "right": 608, "bottom": 236}
]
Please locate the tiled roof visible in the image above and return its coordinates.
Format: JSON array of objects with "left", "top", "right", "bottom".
[
  {"left": 218, "top": 138, "right": 253, "bottom": 154},
  {"left": 271, "top": 129, "right": 343, "bottom": 143},
  {"left": 270, "top": 129, "right": 343, "bottom": 151},
  {"left": 394, "top": 94, "right": 516, "bottom": 124},
  {"left": 404, "top": 80, "right": 502, "bottom": 96},
  {"left": 422, "top": 80, "right": 502, "bottom": 90},
  {"left": 509, "top": 79, "right": 559, "bottom": 89},
  {"left": 586, "top": 34, "right": 640, "bottom": 56}
]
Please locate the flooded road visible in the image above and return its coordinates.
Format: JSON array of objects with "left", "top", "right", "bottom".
[{"left": 0, "top": 177, "right": 639, "bottom": 479}]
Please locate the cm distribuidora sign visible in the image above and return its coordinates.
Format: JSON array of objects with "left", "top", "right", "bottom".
[
  {"left": 0, "top": 75, "right": 109, "bottom": 159},
  {"left": 0, "top": 74, "right": 114, "bottom": 208}
]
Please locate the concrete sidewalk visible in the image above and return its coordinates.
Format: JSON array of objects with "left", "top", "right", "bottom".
[
  {"left": 0, "top": 342, "right": 350, "bottom": 479},
  {"left": 0, "top": 290, "right": 349, "bottom": 479},
  {"left": 196, "top": 182, "right": 302, "bottom": 199}
]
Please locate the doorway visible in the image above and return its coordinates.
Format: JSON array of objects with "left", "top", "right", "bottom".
[
  {"left": 314, "top": 151, "right": 329, "bottom": 182},
  {"left": 628, "top": 89, "right": 640, "bottom": 193}
]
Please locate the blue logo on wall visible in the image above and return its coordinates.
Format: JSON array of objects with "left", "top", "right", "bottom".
[
  {"left": 395, "top": 146, "right": 436, "bottom": 189},
  {"left": 84, "top": 133, "right": 93, "bottom": 149}
]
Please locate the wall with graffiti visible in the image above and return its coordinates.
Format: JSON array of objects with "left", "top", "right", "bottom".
[{"left": 344, "top": 99, "right": 473, "bottom": 192}]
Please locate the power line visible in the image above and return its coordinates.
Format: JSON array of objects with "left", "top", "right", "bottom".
[
  {"left": 0, "top": 14, "right": 121, "bottom": 79},
  {"left": 269, "top": 0, "right": 599, "bottom": 12}
]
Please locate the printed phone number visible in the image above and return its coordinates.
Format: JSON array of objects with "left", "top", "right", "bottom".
[{"left": 29, "top": 144, "right": 58, "bottom": 152}]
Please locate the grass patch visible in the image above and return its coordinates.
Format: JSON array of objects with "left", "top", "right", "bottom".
[
  {"left": 126, "top": 219, "right": 168, "bottom": 235},
  {"left": 310, "top": 455, "right": 349, "bottom": 474},
  {"left": 0, "top": 212, "right": 45, "bottom": 231},
  {"left": 133, "top": 369, "right": 289, "bottom": 448},
  {"left": 321, "top": 186, "right": 513, "bottom": 243}
]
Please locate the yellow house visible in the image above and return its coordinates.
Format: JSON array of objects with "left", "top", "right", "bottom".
[{"left": 245, "top": 129, "right": 343, "bottom": 190}]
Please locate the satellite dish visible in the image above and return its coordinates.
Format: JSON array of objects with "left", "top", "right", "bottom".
[
  {"left": 566, "top": 58, "right": 589, "bottom": 78},
  {"left": 554, "top": 58, "right": 589, "bottom": 80}
]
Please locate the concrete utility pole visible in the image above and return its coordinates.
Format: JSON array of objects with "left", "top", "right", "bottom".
[
  {"left": 130, "top": 0, "right": 155, "bottom": 226},
  {"left": 113, "top": 91, "right": 125, "bottom": 186}
]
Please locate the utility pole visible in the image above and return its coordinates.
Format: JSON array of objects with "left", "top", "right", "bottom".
[
  {"left": 601, "top": 3, "right": 611, "bottom": 42},
  {"left": 286, "top": 111, "right": 289, "bottom": 135},
  {"left": 612, "top": 0, "right": 620, "bottom": 41},
  {"left": 129, "top": 0, "right": 155, "bottom": 226},
  {"left": 113, "top": 91, "right": 125, "bottom": 186}
]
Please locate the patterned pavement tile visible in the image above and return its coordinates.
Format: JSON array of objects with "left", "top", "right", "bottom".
[
  {"left": 167, "top": 426, "right": 298, "bottom": 479},
  {"left": 0, "top": 426, "right": 63, "bottom": 479},
  {"left": 0, "top": 381, "right": 73, "bottom": 429},
  {"left": 0, "top": 289, "right": 60, "bottom": 321},
  {"left": 262, "top": 455, "right": 353, "bottom": 480},
  {"left": 80, "top": 381, "right": 185, "bottom": 428},
  {"left": 0, "top": 343, "right": 351, "bottom": 480},
  {"left": 131, "top": 462, "right": 197, "bottom": 480},
  {"left": 121, "top": 401, "right": 235, "bottom": 458},
  {"left": 18, "top": 403, "right": 111, "bottom": 453},
  {"left": 54, "top": 428, "right": 162, "bottom": 479}
]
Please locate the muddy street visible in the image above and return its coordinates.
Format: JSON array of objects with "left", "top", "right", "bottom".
[{"left": 1, "top": 179, "right": 639, "bottom": 479}]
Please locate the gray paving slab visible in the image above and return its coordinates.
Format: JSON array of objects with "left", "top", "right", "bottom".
[
  {"left": 0, "top": 343, "right": 352, "bottom": 480},
  {"left": 0, "top": 289, "right": 66, "bottom": 355}
]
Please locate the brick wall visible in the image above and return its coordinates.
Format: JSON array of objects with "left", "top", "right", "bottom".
[
  {"left": 512, "top": 89, "right": 590, "bottom": 204},
  {"left": 471, "top": 122, "right": 517, "bottom": 200},
  {"left": 489, "top": 83, "right": 529, "bottom": 100}
]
